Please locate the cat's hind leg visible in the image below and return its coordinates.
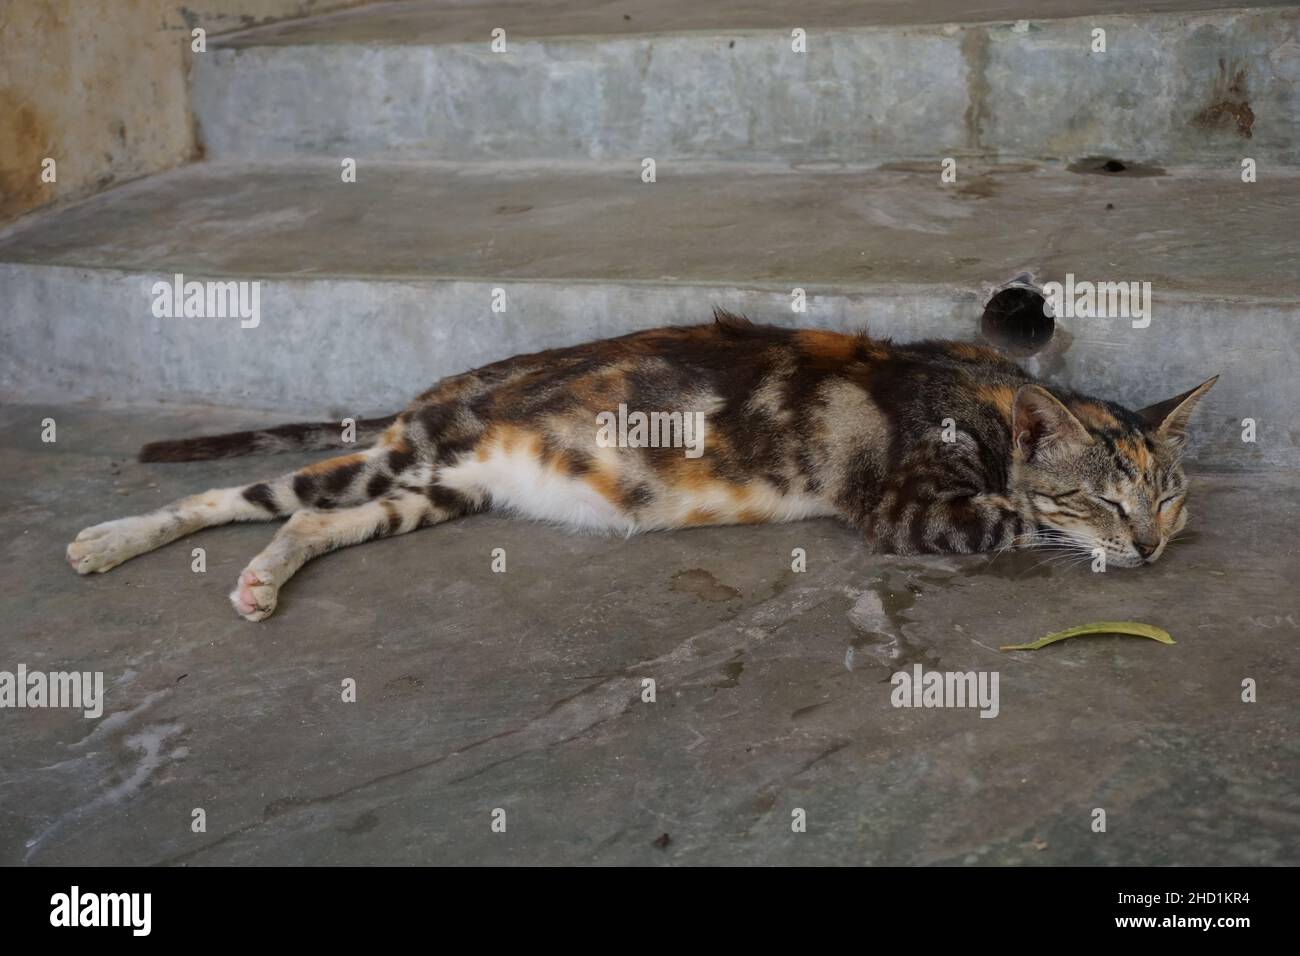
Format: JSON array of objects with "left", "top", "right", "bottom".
[
  {"left": 66, "top": 446, "right": 395, "bottom": 574},
  {"left": 66, "top": 484, "right": 294, "bottom": 575},
  {"left": 230, "top": 488, "right": 453, "bottom": 621}
]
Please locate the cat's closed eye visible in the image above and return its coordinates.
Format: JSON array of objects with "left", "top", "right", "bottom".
[{"left": 1094, "top": 495, "right": 1128, "bottom": 516}]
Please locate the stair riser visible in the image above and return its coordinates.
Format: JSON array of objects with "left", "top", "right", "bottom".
[
  {"left": 3, "top": 263, "right": 1291, "bottom": 468},
  {"left": 194, "top": 9, "right": 1300, "bottom": 165}
]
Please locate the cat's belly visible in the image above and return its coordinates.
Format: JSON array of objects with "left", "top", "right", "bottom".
[
  {"left": 436, "top": 439, "right": 633, "bottom": 532},
  {"left": 434, "top": 439, "right": 834, "bottom": 534}
]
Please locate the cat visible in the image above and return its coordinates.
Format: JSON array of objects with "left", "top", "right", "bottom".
[{"left": 66, "top": 311, "right": 1216, "bottom": 621}]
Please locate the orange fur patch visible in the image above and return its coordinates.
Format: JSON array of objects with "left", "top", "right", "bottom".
[
  {"left": 950, "top": 342, "right": 999, "bottom": 362},
  {"left": 301, "top": 452, "right": 367, "bottom": 475},
  {"left": 476, "top": 424, "right": 541, "bottom": 461},
  {"left": 1116, "top": 435, "right": 1152, "bottom": 471},
  {"left": 794, "top": 329, "right": 859, "bottom": 363},
  {"left": 570, "top": 368, "right": 629, "bottom": 407},
  {"left": 976, "top": 384, "right": 1015, "bottom": 423},
  {"left": 553, "top": 450, "right": 585, "bottom": 476},
  {"left": 585, "top": 464, "right": 624, "bottom": 506},
  {"left": 656, "top": 453, "right": 712, "bottom": 491},
  {"left": 380, "top": 421, "right": 410, "bottom": 452},
  {"left": 684, "top": 507, "right": 717, "bottom": 526},
  {"left": 1071, "top": 402, "right": 1119, "bottom": 431}
]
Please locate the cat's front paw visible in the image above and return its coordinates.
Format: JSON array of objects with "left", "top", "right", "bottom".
[
  {"left": 66, "top": 519, "right": 148, "bottom": 574},
  {"left": 230, "top": 568, "right": 279, "bottom": 621}
]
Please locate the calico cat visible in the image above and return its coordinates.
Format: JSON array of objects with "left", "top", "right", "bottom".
[{"left": 66, "top": 312, "right": 1216, "bottom": 621}]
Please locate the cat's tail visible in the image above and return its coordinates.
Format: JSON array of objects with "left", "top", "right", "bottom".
[{"left": 138, "top": 415, "right": 399, "bottom": 462}]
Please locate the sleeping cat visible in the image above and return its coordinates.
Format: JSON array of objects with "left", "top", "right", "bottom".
[{"left": 66, "top": 312, "right": 1216, "bottom": 621}]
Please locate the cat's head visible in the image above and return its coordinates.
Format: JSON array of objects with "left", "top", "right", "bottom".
[{"left": 1008, "top": 377, "right": 1217, "bottom": 568}]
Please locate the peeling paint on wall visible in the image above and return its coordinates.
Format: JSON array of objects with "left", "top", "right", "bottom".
[
  {"left": 1192, "top": 57, "right": 1255, "bottom": 138},
  {"left": 0, "top": 91, "right": 55, "bottom": 221}
]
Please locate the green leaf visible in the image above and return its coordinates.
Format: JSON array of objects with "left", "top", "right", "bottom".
[{"left": 1000, "top": 621, "right": 1175, "bottom": 651}]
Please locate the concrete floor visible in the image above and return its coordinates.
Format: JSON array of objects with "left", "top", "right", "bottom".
[{"left": 2, "top": 402, "right": 1296, "bottom": 865}]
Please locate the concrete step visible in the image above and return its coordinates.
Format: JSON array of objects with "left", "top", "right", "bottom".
[
  {"left": 192, "top": 2, "right": 1300, "bottom": 165},
  {"left": 1, "top": 158, "right": 1295, "bottom": 468}
]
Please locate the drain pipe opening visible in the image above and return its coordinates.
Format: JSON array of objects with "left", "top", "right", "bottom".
[{"left": 979, "top": 287, "right": 1054, "bottom": 356}]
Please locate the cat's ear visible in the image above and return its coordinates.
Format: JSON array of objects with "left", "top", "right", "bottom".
[
  {"left": 1137, "top": 376, "right": 1218, "bottom": 450},
  {"left": 1012, "top": 385, "right": 1091, "bottom": 460}
]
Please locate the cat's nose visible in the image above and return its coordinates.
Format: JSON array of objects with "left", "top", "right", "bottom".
[{"left": 1134, "top": 540, "right": 1159, "bottom": 560}]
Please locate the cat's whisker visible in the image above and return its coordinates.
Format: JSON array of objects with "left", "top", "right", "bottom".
[
  {"left": 1019, "top": 555, "right": 1072, "bottom": 576},
  {"left": 1014, "top": 541, "right": 1099, "bottom": 576}
]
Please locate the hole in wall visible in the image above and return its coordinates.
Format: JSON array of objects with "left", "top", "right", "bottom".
[
  {"left": 1066, "top": 156, "right": 1167, "bottom": 178},
  {"left": 980, "top": 287, "right": 1054, "bottom": 356}
]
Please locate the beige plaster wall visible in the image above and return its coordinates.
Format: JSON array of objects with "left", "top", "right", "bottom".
[{"left": 0, "top": 0, "right": 373, "bottom": 223}]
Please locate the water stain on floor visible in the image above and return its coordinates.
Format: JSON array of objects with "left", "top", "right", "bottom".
[
  {"left": 339, "top": 810, "right": 380, "bottom": 836},
  {"left": 671, "top": 568, "right": 740, "bottom": 601},
  {"left": 846, "top": 569, "right": 944, "bottom": 672},
  {"left": 712, "top": 659, "right": 745, "bottom": 689}
]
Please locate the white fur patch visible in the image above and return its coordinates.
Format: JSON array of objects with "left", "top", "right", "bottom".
[
  {"left": 437, "top": 442, "right": 835, "bottom": 534},
  {"left": 437, "top": 443, "right": 635, "bottom": 533}
]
